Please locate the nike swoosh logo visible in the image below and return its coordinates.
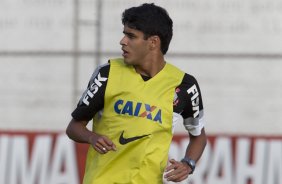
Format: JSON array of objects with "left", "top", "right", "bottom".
[{"left": 119, "top": 131, "right": 150, "bottom": 145}]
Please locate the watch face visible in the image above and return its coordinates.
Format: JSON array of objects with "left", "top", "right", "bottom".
[{"left": 189, "top": 159, "right": 196, "bottom": 167}]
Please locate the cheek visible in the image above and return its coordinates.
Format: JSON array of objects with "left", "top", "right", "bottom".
[{"left": 133, "top": 42, "right": 149, "bottom": 55}]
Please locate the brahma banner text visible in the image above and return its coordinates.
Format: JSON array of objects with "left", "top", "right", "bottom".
[{"left": 0, "top": 131, "right": 281, "bottom": 184}]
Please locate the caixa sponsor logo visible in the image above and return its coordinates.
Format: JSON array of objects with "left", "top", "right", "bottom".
[
  {"left": 82, "top": 73, "right": 107, "bottom": 106},
  {"left": 114, "top": 99, "right": 162, "bottom": 123}
]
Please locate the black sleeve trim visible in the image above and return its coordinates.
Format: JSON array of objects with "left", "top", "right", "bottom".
[
  {"left": 71, "top": 63, "right": 110, "bottom": 121},
  {"left": 173, "top": 73, "right": 204, "bottom": 119}
]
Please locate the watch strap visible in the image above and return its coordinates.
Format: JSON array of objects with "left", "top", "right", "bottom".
[{"left": 181, "top": 157, "right": 196, "bottom": 174}]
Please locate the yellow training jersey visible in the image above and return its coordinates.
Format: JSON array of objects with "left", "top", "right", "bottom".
[{"left": 83, "top": 58, "right": 185, "bottom": 184}]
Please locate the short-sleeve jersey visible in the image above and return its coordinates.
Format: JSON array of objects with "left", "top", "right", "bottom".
[{"left": 72, "top": 58, "right": 204, "bottom": 184}]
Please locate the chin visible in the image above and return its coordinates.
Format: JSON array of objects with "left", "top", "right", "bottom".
[{"left": 123, "top": 58, "right": 133, "bottom": 65}]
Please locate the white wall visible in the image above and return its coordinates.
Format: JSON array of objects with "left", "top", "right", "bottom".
[{"left": 170, "top": 58, "right": 282, "bottom": 135}]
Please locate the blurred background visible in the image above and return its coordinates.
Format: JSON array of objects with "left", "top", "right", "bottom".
[{"left": 0, "top": 0, "right": 282, "bottom": 184}]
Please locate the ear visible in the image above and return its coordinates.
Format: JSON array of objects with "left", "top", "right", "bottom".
[{"left": 149, "top": 36, "right": 160, "bottom": 50}]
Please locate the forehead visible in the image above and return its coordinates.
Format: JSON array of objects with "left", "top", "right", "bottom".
[{"left": 123, "top": 25, "right": 144, "bottom": 37}]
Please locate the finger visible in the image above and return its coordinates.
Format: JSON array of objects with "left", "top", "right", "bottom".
[
  {"left": 103, "top": 136, "right": 113, "bottom": 145},
  {"left": 164, "top": 170, "right": 174, "bottom": 179},
  {"left": 101, "top": 144, "right": 111, "bottom": 152},
  {"left": 165, "top": 163, "right": 188, "bottom": 180},
  {"left": 164, "top": 167, "right": 180, "bottom": 179},
  {"left": 101, "top": 146, "right": 108, "bottom": 152},
  {"left": 175, "top": 174, "right": 188, "bottom": 182},
  {"left": 93, "top": 144, "right": 106, "bottom": 154},
  {"left": 170, "top": 173, "right": 188, "bottom": 182},
  {"left": 169, "top": 159, "right": 177, "bottom": 164},
  {"left": 95, "top": 137, "right": 112, "bottom": 151},
  {"left": 165, "top": 159, "right": 178, "bottom": 172},
  {"left": 103, "top": 137, "right": 117, "bottom": 151},
  {"left": 166, "top": 169, "right": 187, "bottom": 182},
  {"left": 173, "top": 170, "right": 188, "bottom": 182},
  {"left": 111, "top": 143, "right": 117, "bottom": 151},
  {"left": 96, "top": 136, "right": 117, "bottom": 151},
  {"left": 96, "top": 140, "right": 112, "bottom": 153},
  {"left": 165, "top": 164, "right": 176, "bottom": 172}
]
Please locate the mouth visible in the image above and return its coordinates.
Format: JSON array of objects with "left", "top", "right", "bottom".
[{"left": 122, "top": 48, "right": 129, "bottom": 57}]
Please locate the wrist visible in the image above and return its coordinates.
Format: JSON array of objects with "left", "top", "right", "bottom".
[
  {"left": 87, "top": 133, "right": 97, "bottom": 145},
  {"left": 181, "top": 157, "right": 196, "bottom": 174}
]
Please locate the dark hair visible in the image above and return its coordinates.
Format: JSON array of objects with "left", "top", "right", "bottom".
[{"left": 122, "top": 3, "right": 173, "bottom": 55}]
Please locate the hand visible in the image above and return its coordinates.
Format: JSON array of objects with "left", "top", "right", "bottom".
[
  {"left": 164, "top": 159, "right": 191, "bottom": 182},
  {"left": 88, "top": 133, "right": 117, "bottom": 154}
]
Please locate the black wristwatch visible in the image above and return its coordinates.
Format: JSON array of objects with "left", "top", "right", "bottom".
[{"left": 181, "top": 157, "right": 196, "bottom": 174}]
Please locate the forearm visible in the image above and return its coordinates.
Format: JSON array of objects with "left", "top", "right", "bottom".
[
  {"left": 66, "top": 118, "right": 95, "bottom": 144},
  {"left": 164, "top": 128, "right": 206, "bottom": 181},
  {"left": 185, "top": 128, "right": 207, "bottom": 162}
]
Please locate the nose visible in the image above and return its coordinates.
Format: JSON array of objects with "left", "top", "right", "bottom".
[{"left": 120, "top": 36, "right": 127, "bottom": 46}]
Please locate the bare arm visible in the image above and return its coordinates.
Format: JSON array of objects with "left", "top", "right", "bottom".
[
  {"left": 164, "top": 128, "right": 207, "bottom": 182},
  {"left": 66, "top": 118, "right": 92, "bottom": 143},
  {"left": 66, "top": 118, "right": 116, "bottom": 154},
  {"left": 185, "top": 128, "right": 207, "bottom": 162}
]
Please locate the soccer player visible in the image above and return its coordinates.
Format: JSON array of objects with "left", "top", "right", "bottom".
[{"left": 66, "top": 3, "right": 207, "bottom": 184}]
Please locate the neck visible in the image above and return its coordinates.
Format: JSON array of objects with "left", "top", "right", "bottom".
[{"left": 134, "top": 55, "right": 166, "bottom": 78}]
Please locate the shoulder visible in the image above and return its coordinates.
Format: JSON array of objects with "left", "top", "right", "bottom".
[
  {"left": 86, "top": 62, "right": 110, "bottom": 84},
  {"left": 164, "top": 63, "right": 185, "bottom": 83},
  {"left": 177, "top": 73, "right": 203, "bottom": 115},
  {"left": 166, "top": 62, "right": 185, "bottom": 75},
  {"left": 179, "top": 73, "right": 202, "bottom": 104},
  {"left": 108, "top": 58, "right": 125, "bottom": 67},
  {"left": 93, "top": 62, "right": 110, "bottom": 77},
  {"left": 181, "top": 73, "right": 198, "bottom": 86},
  {"left": 179, "top": 73, "right": 202, "bottom": 98}
]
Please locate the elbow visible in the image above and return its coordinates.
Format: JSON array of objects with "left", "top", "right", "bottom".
[
  {"left": 66, "top": 120, "right": 75, "bottom": 140},
  {"left": 201, "top": 128, "right": 207, "bottom": 148},
  {"left": 203, "top": 135, "right": 207, "bottom": 148},
  {"left": 65, "top": 124, "right": 72, "bottom": 139},
  {"left": 65, "top": 118, "right": 88, "bottom": 142}
]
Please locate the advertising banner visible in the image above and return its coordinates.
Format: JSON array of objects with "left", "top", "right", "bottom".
[{"left": 0, "top": 131, "right": 281, "bottom": 184}]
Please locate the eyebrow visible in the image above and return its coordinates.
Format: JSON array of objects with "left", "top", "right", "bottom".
[{"left": 123, "top": 31, "right": 136, "bottom": 37}]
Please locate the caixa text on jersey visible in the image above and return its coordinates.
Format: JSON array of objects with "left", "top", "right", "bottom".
[{"left": 114, "top": 99, "right": 162, "bottom": 124}]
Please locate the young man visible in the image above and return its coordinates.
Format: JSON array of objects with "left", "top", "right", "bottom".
[{"left": 66, "top": 3, "right": 206, "bottom": 184}]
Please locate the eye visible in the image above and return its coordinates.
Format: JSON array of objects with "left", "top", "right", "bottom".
[
  {"left": 127, "top": 34, "right": 135, "bottom": 39},
  {"left": 123, "top": 31, "right": 136, "bottom": 40}
]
